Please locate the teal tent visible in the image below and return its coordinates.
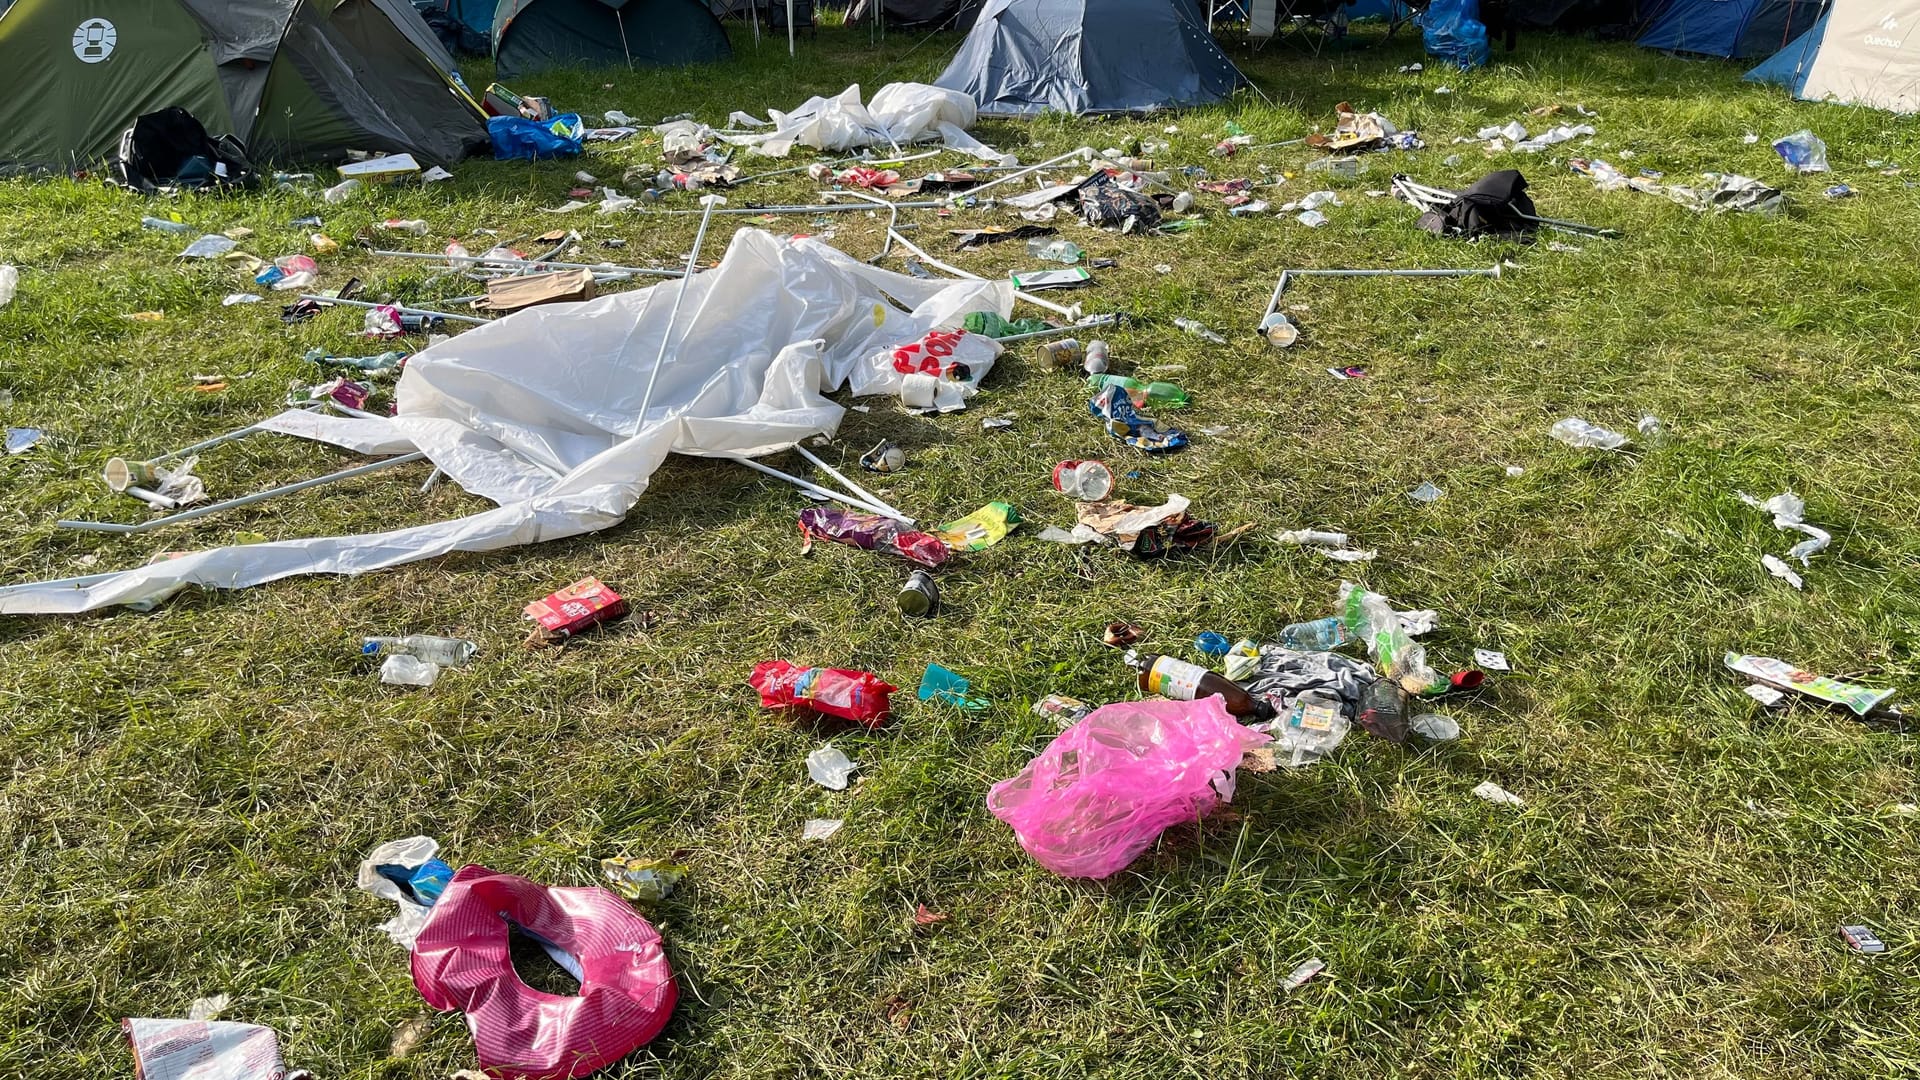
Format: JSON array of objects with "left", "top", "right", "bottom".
[{"left": 492, "top": 0, "right": 731, "bottom": 79}]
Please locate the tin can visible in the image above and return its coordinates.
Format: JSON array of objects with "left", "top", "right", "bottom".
[
  {"left": 898, "top": 570, "right": 940, "bottom": 617},
  {"left": 1051, "top": 459, "right": 1114, "bottom": 501},
  {"left": 1036, "top": 338, "right": 1083, "bottom": 371}
]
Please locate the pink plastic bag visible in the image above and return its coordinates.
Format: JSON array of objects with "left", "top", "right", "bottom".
[
  {"left": 411, "top": 865, "right": 676, "bottom": 1080},
  {"left": 988, "top": 697, "right": 1270, "bottom": 879}
]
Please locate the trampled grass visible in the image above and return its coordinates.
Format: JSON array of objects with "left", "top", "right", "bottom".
[{"left": 2, "top": 20, "right": 1919, "bottom": 1080}]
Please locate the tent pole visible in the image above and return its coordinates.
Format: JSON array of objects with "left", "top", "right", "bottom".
[
  {"left": 616, "top": 9, "right": 633, "bottom": 68},
  {"left": 788, "top": 0, "right": 796, "bottom": 56},
  {"left": 885, "top": 229, "right": 1083, "bottom": 321},
  {"left": 726, "top": 453, "right": 912, "bottom": 523},
  {"left": 793, "top": 445, "right": 908, "bottom": 522},
  {"left": 950, "top": 147, "right": 1091, "bottom": 200},
  {"left": 636, "top": 195, "right": 726, "bottom": 426}
]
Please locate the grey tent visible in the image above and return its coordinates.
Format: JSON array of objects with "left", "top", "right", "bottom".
[
  {"left": 0, "top": 0, "right": 488, "bottom": 170},
  {"left": 846, "top": 0, "right": 982, "bottom": 29},
  {"left": 492, "top": 0, "right": 732, "bottom": 80},
  {"left": 933, "top": 0, "right": 1248, "bottom": 116}
]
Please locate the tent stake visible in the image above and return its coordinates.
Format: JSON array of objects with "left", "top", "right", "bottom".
[
  {"left": 793, "top": 444, "right": 908, "bottom": 522},
  {"left": 726, "top": 453, "right": 912, "bottom": 524}
]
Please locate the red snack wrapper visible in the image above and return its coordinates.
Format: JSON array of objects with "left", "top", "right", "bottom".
[{"left": 750, "top": 660, "right": 896, "bottom": 727}]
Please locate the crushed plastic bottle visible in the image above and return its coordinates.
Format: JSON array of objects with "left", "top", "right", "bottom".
[
  {"left": 1173, "top": 317, "right": 1227, "bottom": 344},
  {"left": 1548, "top": 417, "right": 1629, "bottom": 450},
  {"left": 321, "top": 178, "right": 364, "bottom": 203},
  {"left": 1026, "top": 238, "right": 1084, "bottom": 263},
  {"left": 363, "top": 635, "right": 476, "bottom": 667},
  {"left": 806, "top": 745, "right": 858, "bottom": 790},
  {"left": 1273, "top": 690, "right": 1349, "bottom": 766},
  {"left": 1771, "top": 129, "right": 1829, "bottom": 174}
]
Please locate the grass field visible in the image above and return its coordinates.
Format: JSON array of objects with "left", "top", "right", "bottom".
[{"left": 4, "top": 19, "right": 1920, "bottom": 1080}]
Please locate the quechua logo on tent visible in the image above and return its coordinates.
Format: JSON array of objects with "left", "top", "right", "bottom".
[{"left": 73, "top": 18, "right": 117, "bottom": 63}]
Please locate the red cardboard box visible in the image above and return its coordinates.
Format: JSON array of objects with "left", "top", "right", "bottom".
[{"left": 524, "top": 577, "right": 627, "bottom": 638}]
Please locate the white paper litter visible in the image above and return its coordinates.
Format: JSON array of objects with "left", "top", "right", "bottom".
[
  {"left": 1280, "top": 958, "right": 1326, "bottom": 991},
  {"left": 222, "top": 293, "right": 263, "bottom": 306},
  {"left": 1473, "top": 649, "right": 1510, "bottom": 671},
  {"left": 1473, "top": 781, "right": 1524, "bottom": 807},
  {"left": 1761, "top": 553, "right": 1804, "bottom": 589},
  {"left": 802, "top": 818, "right": 844, "bottom": 841},
  {"left": 1037, "top": 524, "right": 1105, "bottom": 545},
  {"left": 807, "top": 745, "right": 858, "bottom": 790},
  {"left": 1745, "top": 683, "right": 1787, "bottom": 707},
  {"left": 0, "top": 230, "right": 1009, "bottom": 615},
  {"left": 1738, "top": 490, "right": 1830, "bottom": 566},
  {"left": 187, "top": 994, "right": 230, "bottom": 1022},
  {"left": 421, "top": 165, "right": 454, "bottom": 183}
]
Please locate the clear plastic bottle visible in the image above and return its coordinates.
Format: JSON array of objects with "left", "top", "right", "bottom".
[
  {"left": 1548, "top": 416, "right": 1628, "bottom": 449},
  {"left": 141, "top": 216, "right": 192, "bottom": 234},
  {"left": 1025, "top": 238, "right": 1084, "bottom": 263},
  {"left": 1356, "top": 679, "right": 1410, "bottom": 743},
  {"left": 1635, "top": 415, "right": 1668, "bottom": 445},
  {"left": 362, "top": 635, "right": 477, "bottom": 667},
  {"left": 1083, "top": 340, "right": 1109, "bottom": 375},
  {"left": 1172, "top": 317, "right": 1226, "bottom": 344},
  {"left": 321, "top": 178, "right": 364, "bottom": 204},
  {"left": 1279, "top": 616, "right": 1348, "bottom": 651}
]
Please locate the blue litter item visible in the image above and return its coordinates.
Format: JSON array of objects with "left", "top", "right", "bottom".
[
  {"left": 488, "top": 113, "right": 584, "bottom": 160},
  {"left": 409, "top": 858, "right": 455, "bottom": 903},
  {"left": 1088, "top": 385, "right": 1187, "bottom": 453},
  {"left": 1420, "top": 0, "right": 1488, "bottom": 69},
  {"left": 918, "top": 663, "right": 988, "bottom": 710},
  {"left": 1195, "top": 632, "right": 1231, "bottom": 656}
]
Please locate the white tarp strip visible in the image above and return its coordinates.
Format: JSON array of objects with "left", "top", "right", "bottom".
[{"left": 0, "top": 230, "right": 1011, "bottom": 615}]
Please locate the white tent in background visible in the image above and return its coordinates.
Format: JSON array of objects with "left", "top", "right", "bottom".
[
  {"left": 0, "top": 230, "right": 1010, "bottom": 615},
  {"left": 1746, "top": 0, "right": 1920, "bottom": 113}
]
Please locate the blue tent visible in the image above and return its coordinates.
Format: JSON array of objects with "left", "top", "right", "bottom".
[
  {"left": 934, "top": 0, "right": 1248, "bottom": 116},
  {"left": 1745, "top": 9, "right": 1825, "bottom": 92},
  {"left": 1638, "top": 0, "right": 1826, "bottom": 59}
]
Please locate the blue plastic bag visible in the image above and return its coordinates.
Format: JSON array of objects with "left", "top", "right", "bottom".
[
  {"left": 1420, "top": 0, "right": 1489, "bottom": 69},
  {"left": 488, "top": 113, "right": 584, "bottom": 161}
]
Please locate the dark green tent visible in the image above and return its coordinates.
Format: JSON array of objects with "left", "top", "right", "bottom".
[
  {"left": 492, "top": 0, "right": 731, "bottom": 79},
  {"left": 0, "top": 0, "right": 488, "bottom": 171}
]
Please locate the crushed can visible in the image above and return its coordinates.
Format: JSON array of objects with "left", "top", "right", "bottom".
[{"left": 1051, "top": 460, "right": 1114, "bottom": 501}]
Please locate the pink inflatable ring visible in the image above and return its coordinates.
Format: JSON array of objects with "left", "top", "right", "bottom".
[{"left": 411, "top": 865, "right": 677, "bottom": 1080}]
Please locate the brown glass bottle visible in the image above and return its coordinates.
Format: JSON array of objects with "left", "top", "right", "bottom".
[{"left": 1135, "top": 653, "right": 1276, "bottom": 722}]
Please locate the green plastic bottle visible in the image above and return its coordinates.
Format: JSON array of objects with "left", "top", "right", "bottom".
[{"left": 1086, "top": 373, "right": 1191, "bottom": 408}]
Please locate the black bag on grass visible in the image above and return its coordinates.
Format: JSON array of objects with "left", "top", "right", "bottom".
[{"left": 1417, "top": 169, "right": 1538, "bottom": 240}]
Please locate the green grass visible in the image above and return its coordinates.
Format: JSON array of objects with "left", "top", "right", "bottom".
[{"left": 4, "top": 21, "right": 1920, "bottom": 1080}]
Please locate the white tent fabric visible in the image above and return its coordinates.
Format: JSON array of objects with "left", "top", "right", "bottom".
[
  {"left": 0, "top": 230, "right": 1011, "bottom": 615},
  {"left": 724, "top": 82, "right": 1002, "bottom": 160},
  {"left": 1799, "top": 1, "right": 1920, "bottom": 113}
]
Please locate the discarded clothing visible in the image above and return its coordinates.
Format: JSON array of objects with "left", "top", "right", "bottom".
[{"left": 1076, "top": 172, "right": 1161, "bottom": 230}]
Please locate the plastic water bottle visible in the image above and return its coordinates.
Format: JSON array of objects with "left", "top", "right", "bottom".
[
  {"left": 1026, "top": 238, "right": 1083, "bottom": 264},
  {"left": 1173, "top": 317, "right": 1227, "bottom": 344},
  {"left": 1086, "top": 373, "right": 1189, "bottom": 408},
  {"left": 141, "top": 216, "right": 192, "bottom": 234},
  {"left": 362, "top": 635, "right": 477, "bottom": 667},
  {"left": 321, "top": 178, "right": 363, "bottom": 203},
  {"left": 1279, "top": 616, "right": 1348, "bottom": 651}
]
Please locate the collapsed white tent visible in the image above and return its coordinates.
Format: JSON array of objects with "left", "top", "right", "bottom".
[
  {"left": 0, "top": 230, "right": 1010, "bottom": 615},
  {"left": 723, "top": 82, "right": 1004, "bottom": 161}
]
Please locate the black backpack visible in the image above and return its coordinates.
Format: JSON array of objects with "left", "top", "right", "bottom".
[{"left": 110, "top": 107, "right": 257, "bottom": 195}]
